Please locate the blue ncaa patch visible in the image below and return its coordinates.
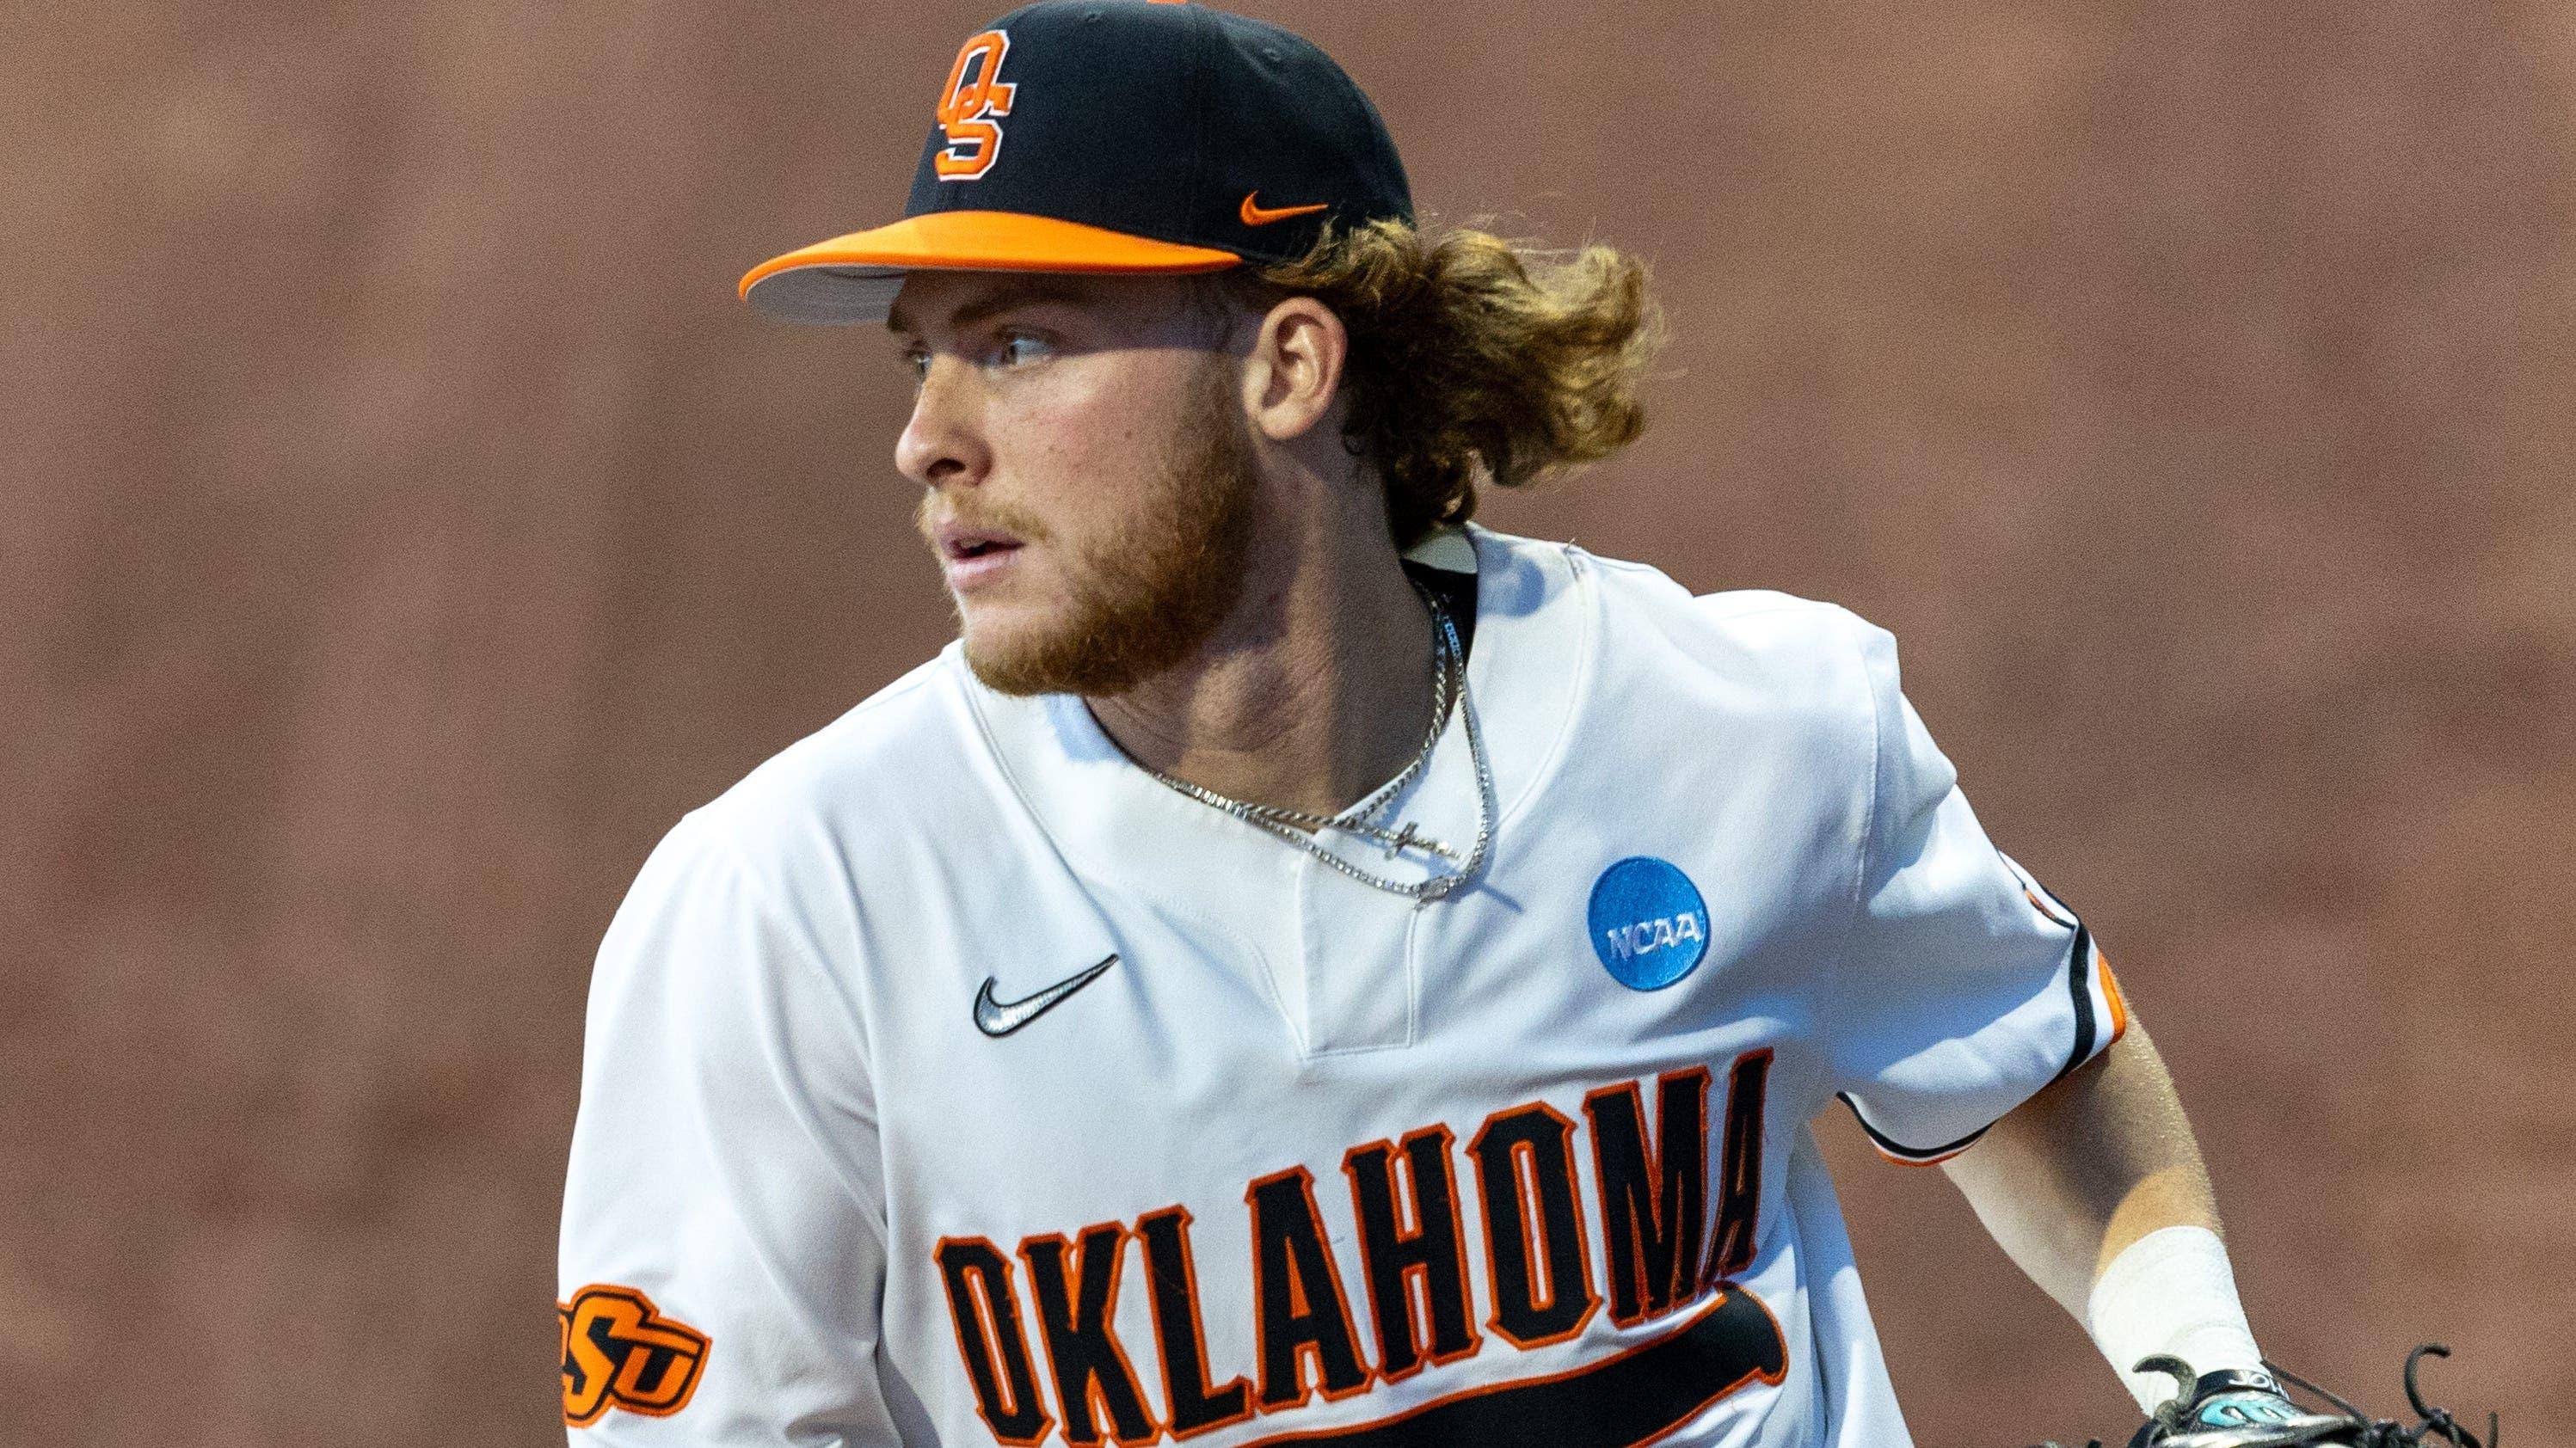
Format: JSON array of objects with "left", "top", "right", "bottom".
[{"left": 1588, "top": 857, "right": 1710, "bottom": 991}]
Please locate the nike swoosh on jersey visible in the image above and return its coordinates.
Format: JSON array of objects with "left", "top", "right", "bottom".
[
  {"left": 973, "top": 954, "right": 1120, "bottom": 1038},
  {"left": 1240, "top": 193, "right": 1329, "bottom": 226}
]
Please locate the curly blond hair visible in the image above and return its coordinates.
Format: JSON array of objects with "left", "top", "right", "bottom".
[{"left": 1220, "top": 219, "right": 1664, "bottom": 548}]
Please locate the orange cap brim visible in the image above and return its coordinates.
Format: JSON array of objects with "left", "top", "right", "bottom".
[{"left": 738, "top": 211, "right": 1244, "bottom": 324}]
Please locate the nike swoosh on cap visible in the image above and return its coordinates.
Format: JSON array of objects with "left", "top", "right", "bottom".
[
  {"left": 973, "top": 954, "right": 1120, "bottom": 1038},
  {"left": 1240, "top": 193, "right": 1329, "bottom": 226}
]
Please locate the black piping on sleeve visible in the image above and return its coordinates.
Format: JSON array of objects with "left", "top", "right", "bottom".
[{"left": 1839, "top": 915, "right": 2099, "bottom": 1167}]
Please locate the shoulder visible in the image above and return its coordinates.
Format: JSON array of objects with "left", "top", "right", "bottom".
[
  {"left": 618, "top": 649, "right": 1000, "bottom": 945},
  {"left": 1475, "top": 530, "right": 1897, "bottom": 713},
  {"left": 1584, "top": 544, "right": 1884, "bottom": 659},
  {"left": 689, "top": 649, "right": 985, "bottom": 851},
  {"left": 589, "top": 651, "right": 1012, "bottom": 1063}
]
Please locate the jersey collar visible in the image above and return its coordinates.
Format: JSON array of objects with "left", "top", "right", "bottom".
[{"left": 959, "top": 525, "right": 1591, "bottom": 917}]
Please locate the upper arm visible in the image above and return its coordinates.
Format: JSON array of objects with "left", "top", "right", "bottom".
[
  {"left": 558, "top": 815, "right": 900, "bottom": 1445},
  {"left": 1825, "top": 617, "right": 2128, "bottom": 1165}
]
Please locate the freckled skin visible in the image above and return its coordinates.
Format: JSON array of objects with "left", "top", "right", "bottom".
[{"left": 891, "top": 273, "right": 1253, "bottom": 695}]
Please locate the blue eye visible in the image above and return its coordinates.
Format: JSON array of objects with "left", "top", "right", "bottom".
[
  {"left": 995, "top": 332, "right": 1054, "bottom": 367},
  {"left": 901, "top": 347, "right": 931, "bottom": 382}
]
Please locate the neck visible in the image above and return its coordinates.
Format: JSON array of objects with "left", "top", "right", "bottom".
[{"left": 1089, "top": 505, "right": 1437, "bottom": 819}]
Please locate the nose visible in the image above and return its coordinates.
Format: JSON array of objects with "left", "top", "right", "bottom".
[{"left": 895, "top": 356, "right": 990, "bottom": 490}]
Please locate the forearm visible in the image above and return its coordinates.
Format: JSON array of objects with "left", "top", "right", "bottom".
[
  {"left": 1940, "top": 1016, "right": 2219, "bottom": 1319},
  {"left": 1946, "top": 1014, "right": 2284, "bottom": 1414}
]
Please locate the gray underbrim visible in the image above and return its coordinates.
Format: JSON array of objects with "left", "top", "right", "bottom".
[{"left": 743, "top": 266, "right": 909, "bottom": 326}]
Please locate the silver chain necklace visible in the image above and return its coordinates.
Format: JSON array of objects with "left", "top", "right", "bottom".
[{"left": 1139, "top": 585, "right": 1494, "bottom": 903}]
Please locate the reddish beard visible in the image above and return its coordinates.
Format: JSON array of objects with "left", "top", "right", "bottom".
[{"left": 921, "top": 360, "right": 1261, "bottom": 698}]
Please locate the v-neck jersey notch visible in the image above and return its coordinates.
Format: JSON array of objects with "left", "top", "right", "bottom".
[{"left": 958, "top": 527, "right": 1596, "bottom": 1060}]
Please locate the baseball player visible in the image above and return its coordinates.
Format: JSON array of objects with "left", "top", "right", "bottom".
[{"left": 560, "top": 4, "right": 2338, "bottom": 1445}]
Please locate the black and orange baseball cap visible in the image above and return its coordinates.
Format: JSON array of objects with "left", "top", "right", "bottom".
[{"left": 739, "top": 0, "right": 1413, "bottom": 323}]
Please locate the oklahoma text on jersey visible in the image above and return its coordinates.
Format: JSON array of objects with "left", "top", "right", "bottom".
[{"left": 935, "top": 1057, "right": 1780, "bottom": 1448}]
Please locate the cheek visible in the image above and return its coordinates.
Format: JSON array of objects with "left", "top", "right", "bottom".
[{"left": 993, "top": 371, "right": 1199, "bottom": 537}]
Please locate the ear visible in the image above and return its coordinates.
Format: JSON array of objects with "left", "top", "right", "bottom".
[{"left": 1239, "top": 295, "right": 1348, "bottom": 444}]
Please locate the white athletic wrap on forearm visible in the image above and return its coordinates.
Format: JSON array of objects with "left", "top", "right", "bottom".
[{"left": 2084, "top": 1224, "right": 2266, "bottom": 1412}]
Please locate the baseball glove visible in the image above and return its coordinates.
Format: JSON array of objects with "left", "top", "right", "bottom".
[{"left": 2032, "top": 1344, "right": 2497, "bottom": 1448}]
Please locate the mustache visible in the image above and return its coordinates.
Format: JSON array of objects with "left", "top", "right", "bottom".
[{"left": 915, "top": 491, "right": 1053, "bottom": 546}]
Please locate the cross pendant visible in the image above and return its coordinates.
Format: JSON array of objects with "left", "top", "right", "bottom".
[{"left": 1383, "top": 821, "right": 1460, "bottom": 862}]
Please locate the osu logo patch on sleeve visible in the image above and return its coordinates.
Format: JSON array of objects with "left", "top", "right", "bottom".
[{"left": 560, "top": 1284, "right": 711, "bottom": 1427}]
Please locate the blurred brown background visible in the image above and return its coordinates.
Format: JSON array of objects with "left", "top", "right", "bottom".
[{"left": 5, "top": 0, "right": 2569, "bottom": 1443}]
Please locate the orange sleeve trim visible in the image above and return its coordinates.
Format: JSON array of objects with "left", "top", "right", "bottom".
[{"left": 2099, "top": 950, "right": 2130, "bottom": 1046}]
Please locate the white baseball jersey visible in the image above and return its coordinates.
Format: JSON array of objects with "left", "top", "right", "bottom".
[{"left": 558, "top": 525, "right": 2126, "bottom": 1448}]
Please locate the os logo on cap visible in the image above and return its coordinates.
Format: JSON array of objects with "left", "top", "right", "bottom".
[
  {"left": 935, "top": 30, "right": 1017, "bottom": 181},
  {"left": 1588, "top": 856, "right": 1710, "bottom": 991}
]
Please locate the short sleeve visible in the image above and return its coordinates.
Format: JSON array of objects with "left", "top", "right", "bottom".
[
  {"left": 558, "top": 813, "right": 900, "bottom": 1445},
  {"left": 1828, "top": 623, "right": 2128, "bottom": 1166}
]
